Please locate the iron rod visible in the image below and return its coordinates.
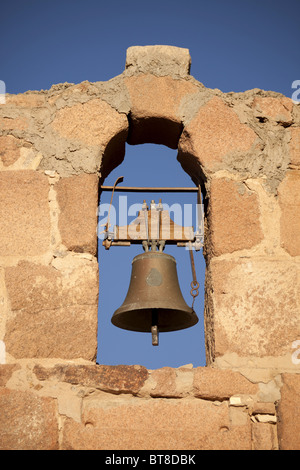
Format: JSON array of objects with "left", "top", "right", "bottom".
[{"left": 100, "top": 186, "right": 198, "bottom": 193}]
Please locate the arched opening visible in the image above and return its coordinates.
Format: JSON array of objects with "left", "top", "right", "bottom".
[{"left": 97, "top": 143, "right": 206, "bottom": 369}]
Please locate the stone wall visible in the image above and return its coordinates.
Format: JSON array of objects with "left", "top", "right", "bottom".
[{"left": 0, "top": 45, "right": 299, "bottom": 450}]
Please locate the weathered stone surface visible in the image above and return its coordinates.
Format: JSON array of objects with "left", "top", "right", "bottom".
[
  {"left": 278, "top": 171, "right": 300, "bottom": 256},
  {"left": 47, "top": 81, "right": 98, "bottom": 108},
  {"left": 193, "top": 367, "right": 258, "bottom": 399},
  {"left": 125, "top": 45, "right": 191, "bottom": 77},
  {"left": 0, "top": 170, "right": 51, "bottom": 256},
  {"left": 252, "top": 402, "right": 276, "bottom": 415},
  {"left": 125, "top": 74, "right": 198, "bottom": 148},
  {"left": 0, "top": 116, "right": 28, "bottom": 130},
  {"left": 252, "top": 96, "right": 293, "bottom": 125},
  {"left": 0, "top": 388, "right": 58, "bottom": 450},
  {"left": 150, "top": 367, "right": 177, "bottom": 397},
  {"left": 51, "top": 97, "right": 128, "bottom": 147},
  {"left": 62, "top": 399, "right": 252, "bottom": 450},
  {"left": 178, "top": 96, "right": 258, "bottom": 174},
  {"left": 289, "top": 127, "right": 300, "bottom": 167},
  {"left": 208, "top": 178, "right": 263, "bottom": 256},
  {"left": 48, "top": 97, "right": 128, "bottom": 178},
  {"left": 34, "top": 364, "right": 148, "bottom": 395},
  {"left": 56, "top": 173, "right": 99, "bottom": 255},
  {"left": 208, "top": 259, "right": 300, "bottom": 358},
  {"left": 0, "top": 135, "right": 21, "bottom": 166},
  {"left": 4, "top": 259, "right": 98, "bottom": 360},
  {"left": 252, "top": 422, "right": 277, "bottom": 450},
  {"left": 0, "top": 137, "right": 41, "bottom": 170},
  {"left": 5, "top": 92, "right": 46, "bottom": 108},
  {"left": 277, "top": 374, "right": 300, "bottom": 450},
  {"left": 0, "top": 364, "right": 20, "bottom": 386}
]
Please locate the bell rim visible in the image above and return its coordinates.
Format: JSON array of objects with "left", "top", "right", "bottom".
[{"left": 111, "top": 305, "right": 199, "bottom": 332}]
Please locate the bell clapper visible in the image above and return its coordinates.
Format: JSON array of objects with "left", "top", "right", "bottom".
[
  {"left": 151, "top": 325, "right": 159, "bottom": 346},
  {"left": 151, "top": 309, "right": 159, "bottom": 346}
]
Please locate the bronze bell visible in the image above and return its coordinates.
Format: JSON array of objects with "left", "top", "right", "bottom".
[{"left": 111, "top": 251, "right": 199, "bottom": 345}]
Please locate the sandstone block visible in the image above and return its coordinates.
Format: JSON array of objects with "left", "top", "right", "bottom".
[
  {"left": 0, "top": 116, "right": 28, "bottom": 130},
  {"left": 277, "top": 374, "right": 300, "bottom": 450},
  {"left": 193, "top": 367, "right": 258, "bottom": 400},
  {"left": 0, "top": 364, "right": 20, "bottom": 386},
  {"left": 0, "top": 170, "right": 51, "bottom": 256},
  {"left": 150, "top": 367, "right": 178, "bottom": 397},
  {"left": 0, "top": 135, "right": 21, "bottom": 167},
  {"left": 62, "top": 399, "right": 251, "bottom": 450},
  {"left": 178, "top": 96, "right": 258, "bottom": 174},
  {"left": 289, "top": 127, "right": 300, "bottom": 167},
  {"left": 208, "top": 259, "right": 300, "bottom": 358},
  {"left": 209, "top": 178, "right": 263, "bottom": 256},
  {"left": 252, "top": 402, "right": 276, "bottom": 415},
  {"left": 34, "top": 364, "right": 148, "bottom": 395},
  {"left": 4, "top": 260, "right": 98, "bottom": 360},
  {"left": 125, "top": 45, "right": 191, "bottom": 77},
  {"left": 252, "top": 96, "right": 293, "bottom": 125},
  {"left": 51, "top": 97, "right": 128, "bottom": 147},
  {"left": 56, "top": 173, "right": 99, "bottom": 255},
  {"left": 252, "top": 422, "right": 277, "bottom": 450},
  {"left": 124, "top": 74, "right": 198, "bottom": 148},
  {"left": 0, "top": 388, "right": 58, "bottom": 450},
  {"left": 278, "top": 171, "right": 300, "bottom": 256},
  {"left": 50, "top": 98, "right": 128, "bottom": 178}
]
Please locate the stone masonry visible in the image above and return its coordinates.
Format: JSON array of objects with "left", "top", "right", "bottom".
[{"left": 0, "top": 45, "right": 299, "bottom": 449}]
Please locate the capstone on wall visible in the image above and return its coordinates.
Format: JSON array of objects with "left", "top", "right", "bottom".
[{"left": 0, "top": 45, "right": 299, "bottom": 450}]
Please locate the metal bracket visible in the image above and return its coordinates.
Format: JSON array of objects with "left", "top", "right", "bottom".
[{"left": 100, "top": 178, "right": 205, "bottom": 251}]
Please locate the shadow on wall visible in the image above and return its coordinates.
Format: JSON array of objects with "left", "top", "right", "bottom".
[{"left": 97, "top": 143, "right": 206, "bottom": 369}]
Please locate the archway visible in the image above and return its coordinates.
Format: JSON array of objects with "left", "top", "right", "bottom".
[{"left": 97, "top": 143, "right": 206, "bottom": 368}]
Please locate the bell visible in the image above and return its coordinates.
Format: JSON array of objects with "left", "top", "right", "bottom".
[{"left": 111, "top": 251, "right": 199, "bottom": 345}]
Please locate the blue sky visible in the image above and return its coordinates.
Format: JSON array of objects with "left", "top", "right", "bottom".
[
  {"left": 1, "top": 0, "right": 299, "bottom": 368},
  {"left": 1, "top": 0, "right": 299, "bottom": 96}
]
